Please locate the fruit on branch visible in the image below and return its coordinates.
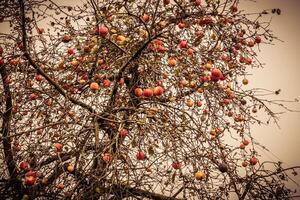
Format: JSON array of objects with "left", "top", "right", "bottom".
[
  {"left": 242, "top": 78, "right": 249, "bottom": 85},
  {"left": 242, "top": 139, "right": 250, "bottom": 146},
  {"left": 67, "top": 48, "right": 75, "bottom": 55},
  {"left": 62, "top": 34, "right": 72, "bottom": 43},
  {"left": 19, "top": 161, "right": 29, "bottom": 170},
  {"left": 230, "top": 4, "right": 238, "bottom": 13},
  {"left": 168, "top": 57, "right": 177, "bottom": 66},
  {"left": 136, "top": 151, "right": 146, "bottom": 161},
  {"left": 142, "top": 14, "right": 150, "bottom": 23},
  {"left": 134, "top": 88, "right": 143, "bottom": 97},
  {"left": 245, "top": 57, "right": 252, "bottom": 65},
  {"left": 218, "top": 163, "right": 228, "bottom": 173},
  {"left": 116, "top": 35, "right": 126, "bottom": 45},
  {"left": 247, "top": 40, "right": 255, "bottom": 47},
  {"left": 186, "top": 99, "right": 194, "bottom": 107},
  {"left": 98, "top": 26, "right": 109, "bottom": 37},
  {"left": 211, "top": 68, "right": 222, "bottom": 77},
  {"left": 29, "top": 93, "right": 38, "bottom": 101},
  {"left": 0, "top": 46, "right": 3, "bottom": 55},
  {"left": 242, "top": 161, "right": 248, "bottom": 167},
  {"left": 249, "top": 156, "right": 258, "bottom": 165},
  {"left": 54, "top": 143, "right": 63, "bottom": 152},
  {"left": 95, "top": 187, "right": 101, "bottom": 193},
  {"left": 103, "top": 79, "right": 111, "bottom": 87},
  {"left": 102, "top": 153, "right": 112, "bottom": 162},
  {"left": 35, "top": 75, "right": 43, "bottom": 81},
  {"left": 187, "top": 48, "right": 194, "bottom": 55},
  {"left": 195, "top": 171, "right": 206, "bottom": 180},
  {"left": 71, "top": 59, "right": 80, "bottom": 67},
  {"left": 195, "top": 0, "right": 201, "bottom": 6},
  {"left": 196, "top": 30, "right": 205, "bottom": 38},
  {"left": 223, "top": 98, "right": 231, "bottom": 105},
  {"left": 163, "top": 0, "right": 170, "bottom": 5},
  {"left": 211, "top": 68, "right": 223, "bottom": 82},
  {"left": 179, "top": 40, "right": 187, "bottom": 49},
  {"left": 119, "top": 128, "right": 129, "bottom": 137},
  {"left": 67, "top": 165, "right": 74, "bottom": 172},
  {"left": 143, "top": 88, "right": 154, "bottom": 97},
  {"left": 41, "top": 177, "right": 48, "bottom": 185},
  {"left": 25, "top": 170, "right": 37, "bottom": 178},
  {"left": 90, "top": 82, "right": 100, "bottom": 91},
  {"left": 25, "top": 175, "right": 36, "bottom": 186},
  {"left": 197, "top": 101, "right": 203, "bottom": 107},
  {"left": 56, "top": 183, "right": 65, "bottom": 189},
  {"left": 199, "top": 16, "right": 213, "bottom": 26},
  {"left": 255, "top": 36, "right": 262, "bottom": 44},
  {"left": 239, "top": 143, "right": 246, "bottom": 149},
  {"left": 172, "top": 161, "right": 181, "bottom": 170},
  {"left": 79, "top": 79, "right": 86, "bottom": 85},
  {"left": 37, "top": 27, "right": 44, "bottom": 34},
  {"left": 177, "top": 22, "right": 186, "bottom": 29},
  {"left": 153, "top": 86, "right": 164, "bottom": 96},
  {"left": 119, "top": 78, "right": 124, "bottom": 86}
]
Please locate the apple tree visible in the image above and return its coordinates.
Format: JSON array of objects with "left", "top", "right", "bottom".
[{"left": 0, "top": 0, "right": 299, "bottom": 199}]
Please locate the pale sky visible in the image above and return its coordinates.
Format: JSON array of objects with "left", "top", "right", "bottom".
[{"left": 239, "top": 0, "right": 300, "bottom": 193}]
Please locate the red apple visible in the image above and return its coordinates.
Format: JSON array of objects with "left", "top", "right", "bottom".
[
  {"left": 103, "top": 79, "right": 111, "bottom": 87},
  {"left": 223, "top": 98, "right": 231, "bottom": 105},
  {"left": 196, "top": 30, "right": 205, "bottom": 38},
  {"left": 54, "top": 143, "right": 63, "bottom": 152},
  {"left": 142, "top": 14, "right": 150, "bottom": 23},
  {"left": 249, "top": 156, "right": 258, "bottom": 166},
  {"left": 102, "top": 153, "right": 112, "bottom": 162},
  {"left": 134, "top": 88, "right": 143, "bottom": 97},
  {"left": 211, "top": 68, "right": 222, "bottom": 77},
  {"left": 247, "top": 40, "right": 255, "bottom": 47},
  {"left": 99, "top": 26, "right": 109, "bottom": 37},
  {"left": 179, "top": 40, "right": 187, "bottom": 49},
  {"left": 242, "top": 139, "right": 250, "bottom": 146},
  {"left": 0, "top": 46, "right": 3, "bottom": 55},
  {"left": 177, "top": 22, "right": 186, "bottom": 29},
  {"left": 29, "top": 93, "right": 38, "bottom": 101},
  {"left": 197, "top": 101, "right": 202, "bottom": 107},
  {"left": 153, "top": 86, "right": 164, "bottom": 96},
  {"left": 239, "top": 143, "right": 245, "bottom": 149},
  {"left": 195, "top": 0, "right": 201, "bottom": 6},
  {"left": 119, "top": 78, "right": 124, "bottom": 86},
  {"left": 119, "top": 128, "right": 128, "bottom": 137},
  {"left": 19, "top": 161, "right": 29, "bottom": 170},
  {"left": 230, "top": 4, "right": 238, "bottom": 12},
  {"left": 136, "top": 151, "right": 145, "bottom": 160},
  {"left": 67, "top": 48, "right": 74, "bottom": 55},
  {"left": 172, "top": 161, "right": 181, "bottom": 169},
  {"left": 255, "top": 36, "right": 262, "bottom": 44},
  {"left": 163, "top": 0, "right": 170, "bottom": 5},
  {"left": 242, "top": 161, "right": 248, "bottom": 167},
  {"left": 245, "top": 57, "right": 252, "bottom": 65},
  {"left": 25, "top": 176, "right": 36, "bottom": 186},
  {"left": 143, "top": 88, "right": 153, "bottom": 97},
  {"left": 26, "top": 170, "right": 37, "bottom": 178},
  {"left": 35, "top": 75, "right": 43, "bottom": 81},
  {"left": 187, "top": 48, "right": 193, "bottom": 56}
]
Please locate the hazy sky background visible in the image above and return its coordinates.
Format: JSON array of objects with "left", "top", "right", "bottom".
[
  {"left": 239, "top": 0, "right": 300, "bottom": 193},
  {"left": 240, "top": 0, "right": 300, "bottom": 166}
]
